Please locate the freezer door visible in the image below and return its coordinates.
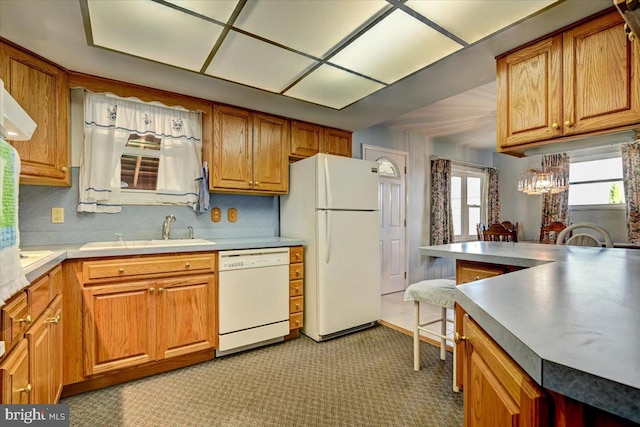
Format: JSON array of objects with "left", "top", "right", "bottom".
[
  {"left": 316, "top": 210, "right": 381, "bottom": 336},
  {"left": 316, "top": 154, "right": 379, "bottom": 210}
]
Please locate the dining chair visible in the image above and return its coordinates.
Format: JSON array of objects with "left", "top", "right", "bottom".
[
  {"left": 556, "top": 222, "right": 614, "bottom": 248},
  {"left": 539, "top": 221, "right": 568, "bottom": 244},
  {"left": 482, "top": 223, "right": 517, "bottom": 242},
  {"left": 501, "top": 221, "right": 519, "bottom": 241}
]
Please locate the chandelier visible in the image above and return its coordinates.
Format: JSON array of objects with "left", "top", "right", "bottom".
[{"left": 517, "top": 166, "right": 568, "bottom": 195}]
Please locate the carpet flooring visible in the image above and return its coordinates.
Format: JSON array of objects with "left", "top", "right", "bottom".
[{"left": 61, "top": 324, "right": 463, "bottom": 427}]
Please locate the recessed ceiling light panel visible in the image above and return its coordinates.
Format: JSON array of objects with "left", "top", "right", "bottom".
[
  {"left": 234, "top": 0, "right": 390, "bottom": 58},
  {"left": 329, "top": 9, "right": 463, "bottom": 85},
  {"left": 162, "top": 0, "right": 240, "bottom": 23},
  {"left": 205, "top": 30, "right": 318, "bottom": 93},
  {"left": 88, "top": 0, "right": 222, "bottom": 71},
  {"left": 285, "top": 64, "right": 384, "bottom": 110},
  {"left": 405, "top": 0, "right": 558, "bottom": 44}
]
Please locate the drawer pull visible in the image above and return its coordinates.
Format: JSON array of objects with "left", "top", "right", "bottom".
[
  {"left": 185, "top": 263, "right": 190, "bottom": 268},
  {"left": 119, "top": 268, "right": 125, "bottom": 273},
  {"left": 18, "top": 315, "right": 32, "bottom": 325},
  {"left": 44, "top": 315, "right": 61, "bottom": 324},
  {"left": 295, "top": 287, "right": 300, "bottom": 293},
  {"left": 295, "top": 320, "right": 301, "bottom": 325},
  {"left": 17, "top": 384, "right": 32, "bottom": 394},
  {"left": 295, "top": 253, "right": 300, "bottom": 259},
  {"left": 475, "top": 275, "right": 480, "bottom": 280},
  {"left": 295, "top": 304, "right": 300, "bottom": 310},
  {"left": 295, "top": 270, "right": 301, "bottom": 276},
  {"left": 454, "top": 332, "right": 467, "bottom": 344}
]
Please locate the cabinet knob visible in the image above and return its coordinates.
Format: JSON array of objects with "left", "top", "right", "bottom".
[
  {"left": 551, "top": 122, "right": 559, "bottom": 129},
  {"left": 149, "top": 288, "right": 155, "bottom": 293},
  {"left": 564, "top": 120, "right": 574, "bottom": 128},
  {"left": 295, "top": 304, "right": 300, "bottom": 310},
  {"left": 119, "top": 268, "right": 125, "bottom": 273},
  {"left": 18, "top": 384, "right": 32, "bottom": 394},
  {"left": 44, "top": 315, "right": 61, "bottom": 324},
  {"left": 454, "top": 332, "right": 467, "bottom": 344},
  {"left": 255, "top": 181, "right": 260, "bottom": 186},
  {"left": 625, "top": 24, "right": 637, "bottom": 42},
  {"left": 295, "top": 270, "right": 301, "bottom": 276},
  {"left": 295, "top": 253, "right": 300, "bottom": 259},
  {"left": 158, "top": 288, "right": 164, "bottom": 293},
  {"left": 185, "top": 263, "right": 190, "bottom": 268},
  {"left": 475, "top": 275, "right": 480, "bottom": 280},
  {"left": 295, "top": 287, "right": 300, "bottom": 293},
  {"left": 18, "top": 315, "right": 32, "bottom": 325},
  {"left": 61, "top": 166, "right": 68, "bottom": 172},
  {"left": 295, "top": 320, "right": 301, "bottom": 325},
  {"left": 249, "top": 180, "right": 253, "bottom": 185}
]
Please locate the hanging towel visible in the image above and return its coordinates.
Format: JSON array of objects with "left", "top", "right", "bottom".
[
  {"left": 196, "top": 161, "right": 210, "bottom": 213},
  {"left": 0, "top": 138, "right": 28, "bottom": 305}
]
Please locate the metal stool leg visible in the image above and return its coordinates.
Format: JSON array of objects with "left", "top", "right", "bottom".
[{"left": 413, "top": 300, "right": 420, "bottom": 371}]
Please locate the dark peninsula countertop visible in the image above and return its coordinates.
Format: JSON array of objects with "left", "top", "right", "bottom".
[{"left": 420, "top": 242, "right": 640, "bottom": 424}]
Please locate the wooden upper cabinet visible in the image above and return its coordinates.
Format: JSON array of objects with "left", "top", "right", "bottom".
[
  {"left": 0, "top": 41, "right": 70, "bottom": 186},
  {"left": 212, "top": 104, "right": 252, "bottom": 191},
  {"left": 211, "top": 104, "right": 288, "bottom": 194},
  {"left": 252, "top": 113, "right": 289, "bottom": 193},
  {"left": 497, "top": 10, "right": 640, "bottom": 153},
  {"left": 323, "top": 127, "right": 352, "bottom": 157},
  {"left": 290, "top": 120, "right": 352, "bottom": 159}
]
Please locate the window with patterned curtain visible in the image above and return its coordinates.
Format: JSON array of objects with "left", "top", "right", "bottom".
[
  {"left": 430, "top": 159, "right": 454, "bottom": 245},
  {"left": 622, "top": 141, "right": 640, "bottom": 243},
  {"left": 540, "top": 153, "right": 570, "bottom": 228}
]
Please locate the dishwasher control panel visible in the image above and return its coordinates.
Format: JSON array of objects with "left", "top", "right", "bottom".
[{"left": 218, "top": 247, "right": 290, "bottom": 271}]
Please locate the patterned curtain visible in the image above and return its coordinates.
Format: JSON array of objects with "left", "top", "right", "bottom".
[
  {"left": 622, "top": 141, "right": 640, "bottom": 243},
  {"left": 485, "top": 167, "right": 500, "bottom": 224},
  {"left": 430, "top": 159, "right": 454, "bottom": 245},
  {"left": 540, "top": 153, "right": 570, "bottom": 227}
]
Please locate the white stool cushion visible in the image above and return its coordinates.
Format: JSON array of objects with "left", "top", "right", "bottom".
[{"left": 403, "top": 279, "right": 456, "bottom": 309}]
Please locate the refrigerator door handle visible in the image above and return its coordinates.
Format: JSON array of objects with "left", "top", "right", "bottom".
[
  {"left": 325, "top": 210, "right": 331, "bottom": 264},
  {"left": 324, "top": 156, "right": 332, "bottom": 209}
]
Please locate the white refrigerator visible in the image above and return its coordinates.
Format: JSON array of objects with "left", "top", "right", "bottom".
[{"left": 280, "top": 153, "right": 380, "bottom": 342}]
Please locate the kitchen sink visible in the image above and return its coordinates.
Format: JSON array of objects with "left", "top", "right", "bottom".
[
  {"left": 79, "top": 238, "right": 216, "bottom": 251},
  {"left": 20, "top": 250, "right": 55, "bottom": 268}
]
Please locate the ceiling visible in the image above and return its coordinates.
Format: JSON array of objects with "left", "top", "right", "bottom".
[{"left": 0, "top": 0, "right": 612, "bottom": 151}]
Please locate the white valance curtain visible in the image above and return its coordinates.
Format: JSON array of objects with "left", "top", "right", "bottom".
[{"left": 78, "top": 92, "right": 203, "bottom": 213}]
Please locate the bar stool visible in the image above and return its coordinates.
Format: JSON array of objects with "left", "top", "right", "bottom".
[{"left": 404, "top": 279, "right": 458, "bottom": 392}]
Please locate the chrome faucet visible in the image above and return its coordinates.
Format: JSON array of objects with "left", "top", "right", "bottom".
[
  {"left": 188, "top": 226, "right": 194, "bottom": 239},
  {"left": 162, "top": 215, "right": 176, "bottom": 240}
]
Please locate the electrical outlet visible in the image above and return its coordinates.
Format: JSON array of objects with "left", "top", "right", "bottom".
[{"left": 51, "top": 207, "right": 64, "bottom": 224}]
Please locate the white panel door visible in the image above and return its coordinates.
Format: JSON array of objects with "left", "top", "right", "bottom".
[
  {"left": 316, "top": 210, "right": 380, "bottom": 336},
  {"left": 316, "top": 154, "right": 379, "bottom": 210},
  {"left": 363, "top": 145, "right": 407, "bottom": 295}
]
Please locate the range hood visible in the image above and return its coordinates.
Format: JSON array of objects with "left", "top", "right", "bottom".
[{"left": 0, "top": 79, "right": 36, "bottom": 141}]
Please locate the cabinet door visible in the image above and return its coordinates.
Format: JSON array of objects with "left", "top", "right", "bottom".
[
  {"left": 83, "top": 281, "right": 156, "bottom": 375},
  {"left": 462, "top": 315, "right": 549, "bottom": 427},
  {"left": 49, "top": 296, "right": 63, "bottom": 403},
  {"left": 156, "top": 275, "right": 215, "bottom": 359},
  {"left": 322, "top": 128, "right": 352, "bottom": 157},
  {"left": 563, "top": 11, "right": 640, "bottom": 136},
  {"left": 26, "top": 305, "right": 51, "bottom": 404},
  {"left": 497, "top": 36, "right": 563, "bottom": 148},
  {"left": 0, "top": 339, "right": 30, "bottom": 404},
  {"left": 290, "top": 121, "right": 322, "bottom": 158},
  {"left": 212, "top": 104, "right": 252, "bottom": 190},
  {"left": 252, "top": 113, "right": 289, "bottom": 193},
  {"left": 0, "top": 42, "right": 69, "bottom": 186}
]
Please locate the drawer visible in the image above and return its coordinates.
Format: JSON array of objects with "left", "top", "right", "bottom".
[
  {"left": 289, "top": 246, "right": 303, "bottom": 263},
  {"left": 27, "top": 275, "right": 51, "bottom": 321},
  {"left": 289, "top": 279, "right": 303, "bottom": 297},
  {"left": 82, "top": 254, "right": 216, "bottom": 282},
  {"left": 456, "top": 260, "right": 510, "bottom": 285},
  {"left": 289, "top": 264, "right": 303, "bottom": 280},
  {"left": 1, "top": 292, "right": 29, "bottom": 354},
  {"left": 49, "top": 265, "right": 63, "bottom": 299},
  {"left": 289, "top": 296, "right": 303, "bottom": 314},
  {"left": 290, "top": 312, "right": 303, "bottom": 329}
]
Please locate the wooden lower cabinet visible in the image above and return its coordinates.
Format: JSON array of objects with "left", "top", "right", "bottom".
[
  {"left": 462, "top": 315, "right": 549, "bottom": 426},
  {"left": 0, "top": 339, "right": 30, "bottom": 404}
]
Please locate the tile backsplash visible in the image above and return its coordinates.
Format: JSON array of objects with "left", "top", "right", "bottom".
[{"left": 18, "top": 168, "right": 280, "bottom": 246}]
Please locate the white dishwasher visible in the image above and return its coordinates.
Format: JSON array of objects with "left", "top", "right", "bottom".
[{"left": 217, "top": 247, "right": 290, "bottom": 355}]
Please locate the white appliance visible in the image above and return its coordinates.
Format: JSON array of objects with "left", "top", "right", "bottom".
[
  {"left": 280, "top": 153, "right": 380, "bottom": 342},
  {"left": 0, "top": 79, "right": 36, "bottom": 140},
  {"left": 217, "top": 248, "right": 290, "bottom": 355}
]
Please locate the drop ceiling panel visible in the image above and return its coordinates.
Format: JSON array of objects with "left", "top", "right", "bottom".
[
  {"left": 285, "top": 64, "right": 385, "bottom": 110},
  {"left": 163, "top": 0, "right": 239, "bottom": 23},
  {"left": 406, "top": 0, "right": 558, "bottom": 44},
  {"left": 205, "top": 30, "right": 318, "bottom": 93},
  {"left": 88, "top": 0, "right": 221, "bottom": 71},
  {"left": 234, "top": 0, "right": 390, "bottom": 58},
  {"left": 329, "top": 9, "right": 463, "bottom": 85}
]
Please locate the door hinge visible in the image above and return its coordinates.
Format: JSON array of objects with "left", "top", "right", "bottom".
[
  {"left": 404, "top": 166, "right": 407, "bottom": 174},
  {"left": 404, "top": 272, "right": 407, "bottom": 279},
  {"left": 404, "top": 219, "right": 406, "bottom": 227}
]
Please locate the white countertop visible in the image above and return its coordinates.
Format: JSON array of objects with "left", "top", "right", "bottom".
[{"left": 420, "top": 242, "right": 640, "bottom": 424}]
